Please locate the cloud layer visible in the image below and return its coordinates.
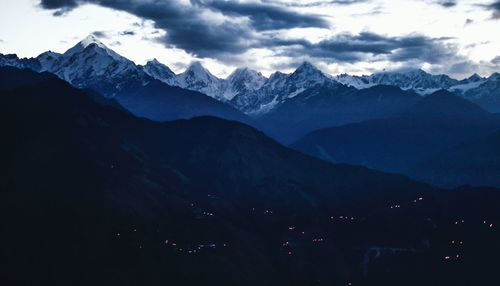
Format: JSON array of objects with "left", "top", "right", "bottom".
[{"left": 38, "top": 0, "right": 500, "bottom": 77}]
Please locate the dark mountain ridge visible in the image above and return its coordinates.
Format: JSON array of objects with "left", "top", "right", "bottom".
[
  {"left": 2, "top": 67, "right": 500, "bottom": 285},
  {"left": 411, "top": 129, "right": 500, "bottom": 188},
  {"left": 260, "top": 83, "right": 421, "bottom": 143},
  {"left": 292, "top": 90, "right": 500, "bottom": 177}
]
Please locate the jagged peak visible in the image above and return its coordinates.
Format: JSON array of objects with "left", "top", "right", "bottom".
[
  {"left": 228, "top": 67, "right": 265, "bottom": 80},
  {"left": 143, "top": 58, "right": 175, "bottom": 78},
  {"left": 0, "top": 53, "right": 20, "bottom": 59},
  {"left": 63, "top": 34, "right": 125, "bottom": 61},
  {"left": 37, "top": 50, "right": 61, "bottom": 57},
  {"left": 489, "top": 72, "right": 500, "bottom": 80},
  {"left": 466, "top": 73, "right": 483, "bottom": 82},
  {"left": 182, "top": 61, "right": 219, "bottom": 80},
  {"left": 147, "top": 58, "right": 161, "bottom": 64},
  {"left": 295, "top": 61, "right": 321, "bottom": 73},
  {"left": 230, "top": 67, "right": 251, "bottom": 75},
  {"left": 79, "top": 34, "right": 107, "bottom": 49},
  {"left": 146, "top": 58, "right": 167, "bottom": 67},
  {"left": 268, "top": 71, "right": 288, "bottom": 81},
  {"left": 187, "top": 61, "right": 206, "bottom": 71}
]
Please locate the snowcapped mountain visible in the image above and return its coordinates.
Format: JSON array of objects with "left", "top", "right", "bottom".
[
  {"left": 0, "top": 53, "right": 40, "bottom": 71},
  {"left": 334, "top": 69, "right": 500, "bottom": 112},
  {"left": 141, "top": 59, "right": 334, "bottom": 112},
  {"left": 1, "top": 35, "right": 499, "bottom": 116},
  {"left": 140, "top": 58, "right": 176, "bottom": 82},
  {"left": 370, "top": 69, "right": 459, "bottom": 94},
  {"left": 223, "top": 67, "right": 267, "bottom": 100},
  {"left": 335, "top": 69, "right": 459, "bottom": 95},
  {"left": 141, "top": 60, "right": 267, "bottom": 101},
  {"left": 449, "top": 73, "right": 487, "bottom": 93},
  {"left": 37, "top": 51, "right": 61, "bottom": 72},
  {"left": 231, "top": 61, "right": 338, "bottom": 114},
  {"left": 334, "top": 73, "right": 375, "bottom": 89},
  {"left": 171, "top": 62, "right": 225, "bottom": 100},
  {"left": 39, "top": 35, "right": 144, "bottom": 96},
  {"left": 460, "top": 72, "right": 500, "bottom": 112},
  {"left": 287, "top": 61, "right": 332, "bottom": 95}
]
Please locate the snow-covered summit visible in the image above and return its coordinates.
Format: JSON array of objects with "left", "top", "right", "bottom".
[
  {"left": 37, "top": 51, "right": 61, "bottom": 72},
  {"left": 334, "top": 68, "right": 460, "bottom": 95},
  {"left": 223, "top": 67, "right": 267, "bottom": 100},
  {"left": 173, "top": 62, "right": 225, "bottom": 100},
  {"left": 1, "top": 35, "right": 500, "bottom": 115},
  {"left": 230, "top": 61, "right": 340, "bottom": 114},
  {"left": 288, "top": 61, "right": 331, "bottom": 89},
  {"left": 63, "top": 34, "right": 123, "bottom": 61},
  {"left": 0, "top": 54, "right": 41, "bottom": 70},
  {"left": 34, "top": 35, "right": 142, "bottom": 95},
  {"left": 142, "top": 58, "right": 176, "bottom": 82}
]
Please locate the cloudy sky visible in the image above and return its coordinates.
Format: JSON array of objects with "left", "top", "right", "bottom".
[{"left": 0, "top": 0, "right": 499, "bottom": 78}]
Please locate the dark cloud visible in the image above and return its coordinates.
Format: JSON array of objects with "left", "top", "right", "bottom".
[
  {"left": 91, "top": 31, "right": 109, "bottom": 38},
  {"left": 492, "top": 56, "right": 500, "bottom": 64},
  {"left": 120, "top": 30, "right": 135, "bottom": 36},
  {"left": 40, "top": 0, "right": 77, "bottom": 15},
  {"left": 436, "top": 1, "right": 456, "bottom": 8},
  {"left": 445, "top": 60, "right": 477, "bottom": 75},
  {"left": 465, "top": 41, "right": 490, "bottom": 49},
  {"left": 490, "top": 0, "right": 500, "bottom": 10},
  {"left": 200, "top": 0, "right": 329, "bottom": 30},
  {"left": 265, "top": 32, "right": 457, "bottom": 65},
  {"left": 477, "top": 1, "right": 500, "bottom": 18},
  {"left": 39, "top": 0, "right": 328, "bottom": 58},
  {"left": 37, "top": 0, "right": 475, "bottom": 75},
  {"left": 262, "top": 0, "right": 370, "bottom": 8},
  {"left": 39, "top": 0, "right": 77, "bottom": 9}
]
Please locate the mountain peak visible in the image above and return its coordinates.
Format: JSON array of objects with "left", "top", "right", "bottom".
[
  {"left": 143, "top": 58, "right": 176, "bottom": 80},
  {"left": 145, "top": 58, "right": 170, "bottom": 70},
  {"left": 229, "top": 67, "right": 250, "bottom": 76},
  {"left": 38, "top": 50, "right": 61, "bottom": 58},
  {"left": 489, "top": 72, "right": 500, "bottom": 81},
  {"left": 228, "top": 67, "right": 264, "bottom": 81},
  {"left": 467, "top": 73, "right": 483, "bottom": 82},
  {"left": 295, "top": 61, "right": 320, "bottom": 72},
  {"left": 148, "top": 58, "right": 161, "bottom": 65},
  {"left": 79, "top": 34, "right": 107, "bottom": 49},
  {"left": 36, "top": 51, "right": 62, "bottom": 72},
  {"left": 61, "top": 34, "right": 129, "bottom": 65},
  {"left": 289, "top": 61, "right": 331, "bottom": 87},
  {"left": 292, "top": 62, "right": 328, "bottom": 79},
  {"left": 224, "top": 67, "right": 267, "bottom": 99},
  {"left": 267, "top": 71, "right": 288, "bottom": 82},
  {"left": 182, "top": 61, "right": 219, "bottom": 81},
  {"left": 187, "top": 61, "right": 206, "bottom": 71}
]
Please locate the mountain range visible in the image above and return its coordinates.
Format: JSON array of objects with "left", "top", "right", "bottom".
[
  {"left": 292, "top": 90, "right": 500, "bottom": 187},
  {"left": 0, "top": 35, "right": 250, "bottom": 125},
  {"left": 2, "top": 35, "right": 500, "bottom": 187},
  {"left": 3, "top": 66, "right": 500, "bottom": 285},
  {"left": 1, "top": 34, "right": 500, "bottom": 118}
]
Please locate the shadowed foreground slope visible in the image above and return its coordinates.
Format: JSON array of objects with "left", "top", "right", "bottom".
[{"left": 1, "top": 68, "right": 500, "bottom": 286}]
